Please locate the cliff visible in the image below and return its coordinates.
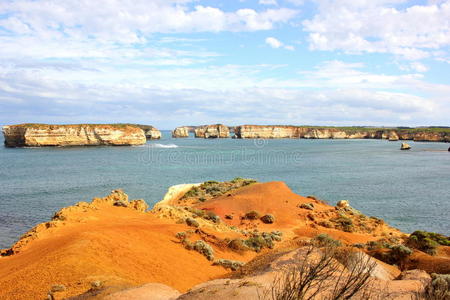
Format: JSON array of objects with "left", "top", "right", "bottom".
[
  {"left": 194, "top": 124, "right": 230, "bottom": 138},
  {"left": 234, "top": 125, "right": 450, "bottom": 142},
  {"left": 1, "top": 179, "right": 446, "bottom": 300},
  {"left": 2, "top": 124, "right": 147, "bottom": 147},
  {"left": 172, "top": 126, "right": 190, "bottom": 138}
]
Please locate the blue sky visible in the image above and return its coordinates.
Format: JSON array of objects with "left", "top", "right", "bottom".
[{"left": 0, "top": 0, "right": 449, "bottom": 128}]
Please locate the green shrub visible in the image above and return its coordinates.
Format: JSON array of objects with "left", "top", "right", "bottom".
[
  {"left": 176, "top": 232, "right": 187, "bottom": 240},
  {"left": 407, "top": 231, "right": 449, "bottom": 255},
  {"left": 213, "top": 259, "right": 244, "bottom": 271},
  {"left": 184, "top": 186, "right": 201, "bottom": 198},
  {"left": 299, "top": 203, "right": 314, "bottom": 210},
  {"left": 245, "top": 210, "right": 261, "bottom": 220},
  {"left": 244, "top": 231, "right": 282, "bottom": 252},
  {"left": 388, "top": 245, "right": 413, "bottom": 267},
  {"left": 204, "top": 211, "right": 220, "bottom": 223},
  {"left": 228, "top": 239, "right": 248, "bottom": 253},
  {"left": 261, "top": 214, "right": 275, "bottom": 224},
  {"left": 186, "top": 217, "right": 199, "bottom": 228},
  {"left": 313, "top": 234, "right": 342, "bottom": 247},
  {"left": 331, "top": 216, "right": 354, "bottom": 232},
  {"left": 191, "top": 240, "right": 214, "bottom": 261},
  {"left": 422, "top": 273, "right": 450, "bottom": 299}
]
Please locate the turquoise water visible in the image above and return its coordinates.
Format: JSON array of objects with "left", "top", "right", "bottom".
[{"left": 0, "top": 131, "right": 449, "bottom": 249}]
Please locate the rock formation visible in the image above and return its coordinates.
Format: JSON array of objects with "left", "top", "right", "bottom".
[
  {"left": 194, "top": 124, "right": 230, "bottom": 138},
  {"left": 234, "top": 125, "right": 450, "bottom": 142},
  {"left": 2, "top": 124, "right": 147, "bottom": 147},
  {"left": 143, "top": 127, "right": 161, "bottom": 140},
  {"left": 172, "top": 126, "right": 190, "bottom": 138},
  {"left": 234, "top": 125, "right": 305, "bottom": 139},
  {"left": 401, "top": 143, "right": 411, "bottom": 150}
]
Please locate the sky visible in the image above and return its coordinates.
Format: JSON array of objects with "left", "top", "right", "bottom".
[{"left": 0, "top": 0, "right": 449, "bottom": 128}]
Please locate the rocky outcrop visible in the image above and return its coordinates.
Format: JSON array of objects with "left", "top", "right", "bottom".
[
  {"left": 2, "top": 124, "right": 147, "bottom": 147},
  {"left": 401, "top": 143, "right": 411, "bottom": 150},
  {"left": 235, "top": 125, "right": 305, "bottom": 139},
  {"left": 144, "top": 127, "right": 161, "bottom": 140},
  {"left": 172, "top": 126, "right": 190, "bottom": 138},
  {"left": 234, "top": 125, "right": 450, "bottom": 142},
  {"left": 195, "top": 124, "right": 230, "bottom": 138}
]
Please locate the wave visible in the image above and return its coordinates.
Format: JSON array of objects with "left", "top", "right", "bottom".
[{"left": 149, "top": 143, "right": 179, "bottom": 149}]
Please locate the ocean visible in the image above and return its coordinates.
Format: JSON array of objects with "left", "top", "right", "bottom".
[{"left": 0, "top": 130, "right": 449, "bottom": 249}]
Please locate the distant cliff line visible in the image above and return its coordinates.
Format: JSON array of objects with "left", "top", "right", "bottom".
[
  {"left": 3, "top": 123, "right": 450, "bottom": 147},
  {"left": 173, "top": 124, "right": 450, "bottom": 142},
  {"left": 2, "top": 123, "right": 161, "bottom": 147}
]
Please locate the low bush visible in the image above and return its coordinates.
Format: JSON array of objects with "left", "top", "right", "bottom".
[
  {"left": 245, "top": 210, "right": 261, "bottom": 220},
  {"left": 299, "top": 203, "right": 314, "bottom": 210},
  {"left": 407, "top": 230, "right": 449, "bottom": 255},
  {"left": 185, "top": 217, "right": 199, "bottom": 228},
  {"left": 313, "top": 233, "right": 342, "bottom": 248},
  {"left": 213, "top": 259, "right": 244, "bottom": 271},
  {"left": 183, "top": 240, "right": 214, "bottom": 261},
  {"left": 261, "top": 214, "right": 275, "bottom": 224},
  {"left": 331, "top": 216, "right": 354, "bottom": 232},
  {"left": 228, "top": 239, "right": 248, "bottom": 253}
]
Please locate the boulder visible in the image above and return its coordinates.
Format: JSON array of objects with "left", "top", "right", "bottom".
[
  {"left": 336, "top": 200, "right": 349, "bottom": 208},
  {"left": 401, "top": 143, "right": 411, "bottom": 150}
]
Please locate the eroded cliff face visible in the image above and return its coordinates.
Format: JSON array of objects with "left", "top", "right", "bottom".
[
  {"left": 2, "top": 124, "right": 147, "bottom": 147},
  {"left": 195, "top": 124, "right": 230, "bottom": 138},
  {"left": 140, "top": 126, "right": 161, "bottom": 140},
  {"left": 234, "top": 125, "right": 450, "bottom": 142},
  {"left": 172, "top": 126, "right": 190, "bottom": 138},
  {"left": 234, "top": 125, "right": 305, "bottom": 139}
]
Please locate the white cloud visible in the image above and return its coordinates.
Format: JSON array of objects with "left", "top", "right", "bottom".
[
  {"left": 259, "top": 0, "right": 278, "bottom": 5},
  {"left": 0, "top": 1, "right": 298, "bottom": 42},
  {"left": 303, "top": 0, "right": 450, "bottom": 60},
  {"left": 265, "top": 37, "right": 295, "bottom": 50},
  {"left": 1, "top": 58, "right": 448, "bottom": 127},
  {"left": 409, "top": 62, "right": 429, "bottom": 73},
  {"left": 286, "top": 0, "right": 305, "bottom": 6},
  {"left": 265, "top": 37, "right": 283, "bottom": 48}
]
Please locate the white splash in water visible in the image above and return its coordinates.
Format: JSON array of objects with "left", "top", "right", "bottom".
[{"left": 149, "top": 143, "right": 179, "bottom": 148}]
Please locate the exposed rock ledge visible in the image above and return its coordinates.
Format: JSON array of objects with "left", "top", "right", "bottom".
[
  {"left": 2, "top": 124, "right": 148, "bottom": 147},
  {"left": 235, "top": 125, "right": 450, "bottom": 142},
  {"left": 195, "top": 124, "right": 230, "bottom": 138}
]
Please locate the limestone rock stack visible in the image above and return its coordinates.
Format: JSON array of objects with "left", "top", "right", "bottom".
[
  {"left": 195, "top": 124, "right": 230, "bottom": 138},
  {"left": 2, "top": 124, "right": 147, "bottom": 147},
  {"left": 172, "top": 126, "right": 190, "bottom": 138}
]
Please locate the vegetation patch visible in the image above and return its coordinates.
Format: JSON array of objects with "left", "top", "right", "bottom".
[
  {"left": 244, "top": 231, "right": 283, "bottom": 252},
  {"left": 185, "top": 217, "right": 199, "bottom": 228},
  {"left": 244, "top": 210, "right": 261, "bottom": 220},
  {"left": 331, "top": 216, "right": 354, "bottom": 232},
  {"left": 260, "top": 214, "right": 275, "bottom": 224},
  {"left": 313, "top": 234, "right": 342, "bottom": 248},
  {"left": 181, "top": 178, "right": 257, "bottom": 202},
  {"left": 183, "top": 240, "right": 215, "bottom": 261},
  {"left": 213, "top": 259, "right": 244, "bottom": 271},
  {"left": 299, "top": 203, "right": 314, "bottom": 210},
  {"left": 407, "top": 230, "right": 450, "bottom": 255}
]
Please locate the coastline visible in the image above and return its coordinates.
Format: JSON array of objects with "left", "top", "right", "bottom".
[{"left": 0, "top": 179, "right": 448, "bottom": 299}]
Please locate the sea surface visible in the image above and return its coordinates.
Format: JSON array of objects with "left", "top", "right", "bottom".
[{"left": 0, "top": 131, "right": 449, "bottom": 249}]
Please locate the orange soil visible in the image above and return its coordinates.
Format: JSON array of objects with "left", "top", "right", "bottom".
[
  {"left": 0, "top": 181, "right": 447, "bottom": 300},
  {"left": 0, "top": 206, "right": 252, "bottom": 300},
  {"left": 195, "top": 181, "right": 400, "bottom": 243}
]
